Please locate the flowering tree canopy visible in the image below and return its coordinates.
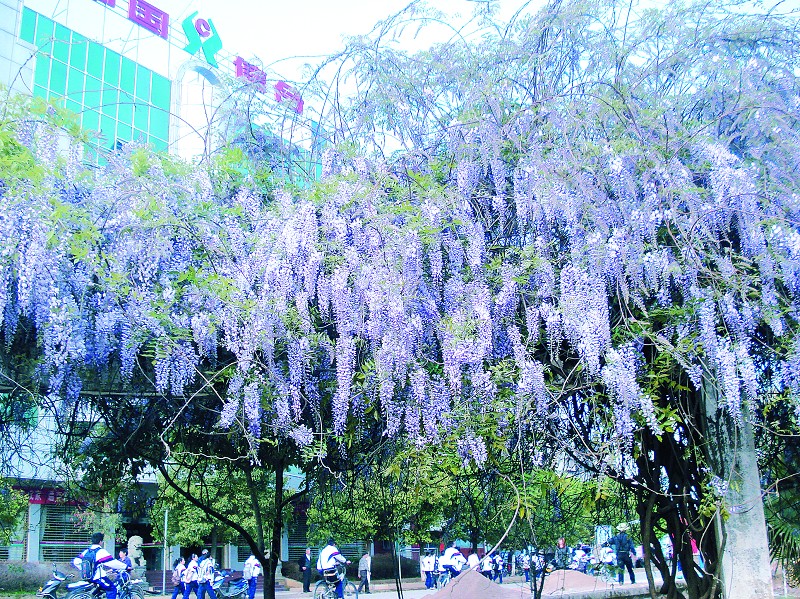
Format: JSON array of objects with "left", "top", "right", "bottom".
[{"left": 1, "top": 0, "right": 799, "bottom": 597}]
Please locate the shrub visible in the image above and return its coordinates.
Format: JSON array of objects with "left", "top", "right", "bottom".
[{"left": 0, "top": 561, "right": 57, "bottom": 592}]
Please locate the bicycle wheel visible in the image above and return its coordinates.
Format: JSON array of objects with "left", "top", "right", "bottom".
[
  {"left": 312, "top": 580, "right": 327, "bottom": 599},
  {"left": 343, "top": 581, "right": 358, "bottom": 597}
]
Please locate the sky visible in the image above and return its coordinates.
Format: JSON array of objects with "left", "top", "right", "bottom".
[{"left": 156, "top": 0, "right": 542, "bottom": 81}]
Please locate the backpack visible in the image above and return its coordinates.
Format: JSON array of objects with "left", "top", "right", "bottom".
[
  {"left": 171, "top": 568, "right": 181, "bottom": 587},
  {"left": 242, "top": 561, "right": 253, "bottom": 580},
  {"left": 81, "top": 547, "right": 99, "bottom": 581}
]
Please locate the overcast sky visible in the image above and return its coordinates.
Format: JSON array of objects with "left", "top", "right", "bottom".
[{"left": 156, "top": 0, "right": 542, "bottom": 80}]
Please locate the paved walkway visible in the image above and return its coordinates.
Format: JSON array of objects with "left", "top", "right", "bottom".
[{"left": 276, "top": 569, "right": 660, "bottom": 598}]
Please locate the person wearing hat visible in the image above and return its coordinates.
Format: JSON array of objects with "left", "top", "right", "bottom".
[{"left": 605, "top": 523, "right": 636, "bottom": 585}]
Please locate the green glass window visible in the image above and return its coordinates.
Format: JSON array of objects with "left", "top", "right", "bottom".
[
  {"left": 133, "top": 104, "right": 148, "bottom": 131},
  {"left": 101, "top": 88, "right": 118, "bottom": 117},
  {"left": 33, "top": 84, "right": 47, "bottom": 99},
  {"left": 104, "top": 51, "right": 121, "bottom": 86},
  {"left": 135, "top": 65, "right": 150, "bottom": 101},
  {"left": 149, "top": 107, "right": 169, "bottom": 140},
  {"left": 120, "top": 58, "right": 136, "bottom": 94},
  {"left": 52, "top": 24, "right": 70, "bottom": 62},
  {"left": 117, "top": 94, "right": 133, "bottom": 122},
  {"left": 34, "top": 15, "right": 53, "bottom": 51},
  {"left": 151, "top": 137, "right": 168, "bottom": 152},
  {"left": 65, "top": 98, "right": 81, "bottom": 115},
  {"left": 20, "top": 8, "right": 36, "bottom": 43},
  {"left": 70, "top": 34, "right": 87, "bottom": 71},
  {"left": 66, "top": 67, "right": 84, "bottom": 104},
  {"left": 84, "top": 76, "right": 101, "bottom": 110},
  {"left": 150, "top": 74, "right": 170, "bottom": 110},
  {"left": 34, "top": 56, "right": 49, "bottom": 89},
  {"left": 86, "top": 42, "right": 103, "bottom": 78},
  {"left": 117, "top": 122, "right": 132, "bottom": 142},
  {"left": 49, "top": 60, "right": 67, "bottom": 96},
  {"left": 100, "top": 115, "right": 116, "bottom": 147},
  {"left": 81, "top": 109, "right": 99, "bottom": 132}
]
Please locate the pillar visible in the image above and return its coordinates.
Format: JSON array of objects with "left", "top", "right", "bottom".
[{"left": 26, "top": 502, "right": 41, "bottom": 562}]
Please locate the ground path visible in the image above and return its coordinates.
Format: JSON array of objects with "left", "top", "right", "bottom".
[{"left": 278, "top": 568, "right": 659, "bottom": 598}]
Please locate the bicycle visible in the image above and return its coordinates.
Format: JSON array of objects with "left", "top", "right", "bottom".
[
  {"left": 312, "top": 565, "right": 358, "bottom": 599},
  {"left": 116, "top": 571, "right": 146, "bottom": 599},
  {"left": 435, "top": 569, "right": 450, "bottom": 589}
]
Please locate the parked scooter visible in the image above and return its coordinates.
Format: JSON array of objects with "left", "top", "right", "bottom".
[
  {"left": 37, "top": 564, "right": 97, "bottom": 599},
  {"left": 212, "top": 569, "right": 247, "bottom": 599}
]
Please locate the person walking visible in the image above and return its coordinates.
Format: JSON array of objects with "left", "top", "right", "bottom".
[
  {"left": 242, "top": 555, "right": 262, "bottom": 599},
  {"left": 522, "top": 552, "right": 531, "bottom": 582},
  {"left": 297, "top": 548, "right": 313, "bottom": 593},
  {"left": 170, "top": 557, "right": 186, "bottom": 599},
  {"left": 480, "top": 553, "right": 493, "bottom": 579},
  {"left": 182, "top": 554, "right": 200, "bottom": 599},
  {"left": 467, "top": 550, "right": 480, "bottom": 571},
  {"left": 493, "top": 553, "right": 504, "bottom": 584},
  {"left": 421, "top": 551, "right": 434, "bottom": 589},
  {"left": 356, "top": 552, "right": 371, "bottom": 594},
  {"left": 197, "top": 555, "right": 217, "bottom": 599},
  {"left": 607, "top": 523, "right": 636, "bottom": 585}
]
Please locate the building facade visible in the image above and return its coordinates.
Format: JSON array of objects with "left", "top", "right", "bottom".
[
  {"left": 0, "top": 0, "right": 318, "bottom": 571},
  {"left": 0, "top": 0, "right": 315, "bottom": 161}
]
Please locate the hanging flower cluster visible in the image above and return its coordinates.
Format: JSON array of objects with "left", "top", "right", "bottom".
[{"left": 2, "top": 0, "right": 799, "bottom": 460}]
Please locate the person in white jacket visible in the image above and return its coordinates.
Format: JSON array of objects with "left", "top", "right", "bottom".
[
  {"left": 242, "top": 555, "right": 262, "bottom": 599},
  {"left": 73, "top": 532, "right": 129, "bottom": 599},
  {"left": 441, "top": 542, "right": 466, "bottom": 579}
]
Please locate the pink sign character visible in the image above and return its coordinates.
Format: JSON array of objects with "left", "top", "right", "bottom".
[
  {"left": 274, "top": 81, "right": 303, "bottom": 114},
  {"left": 128, "top": 0, "right": 169, "bottom": 39},
  {"left": 234, "top": 57, "right": 267, "bottom": 90}
]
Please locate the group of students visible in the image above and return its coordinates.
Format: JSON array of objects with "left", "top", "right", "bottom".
[
  {"left": 420, "top": 542, "right": 509, "bottom": 588},
  {"left": 169, "top": 550, "right": 263, "bottom": 599}
]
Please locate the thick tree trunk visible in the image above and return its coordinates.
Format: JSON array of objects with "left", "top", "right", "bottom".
[
  {"left": 264, "top": 464, "right": 284, "bottom": 599},
  {"left": 703, "top": 386, "right": 773, "bottom": 599}
]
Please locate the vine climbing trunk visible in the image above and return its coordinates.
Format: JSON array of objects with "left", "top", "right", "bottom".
[{"left": 702, "top": 384, "right": 773, "bottom": 599}]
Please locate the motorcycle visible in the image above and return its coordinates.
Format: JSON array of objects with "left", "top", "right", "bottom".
[
  {"left": 37, "top": 564, "right": 97, "bottom": 599},
  {"left": 38, "top": 565, "right": 145, "bottom": 599},
  {"left": 212, "top": 569, "right": 247, "bottom": 599}
]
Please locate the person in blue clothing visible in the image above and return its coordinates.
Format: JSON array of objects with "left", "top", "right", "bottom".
[{"left": 73, "top": 532, "right": 129, "bottom": 599}]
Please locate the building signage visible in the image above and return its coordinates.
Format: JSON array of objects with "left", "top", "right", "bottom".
[
  {"left": 182, "top": 11, "right": 223, "bottom": 67},
  {"left": 235, "top": 57, "right": 304, "bottom": 114},
  {"left": 92, "top": 0, "right": 169, "bottom": 39},
  {"left": 89, "top": 1, "right": 305, "bottom": 115},
  {"left": 128, "top": 0, "right": 169, "bottom": 38},
  {"left": 29, "top": 489, "right": 66, "bottom": 504},
  {"left": 274, "top": 81, "right": 304, "bottom": 114}
]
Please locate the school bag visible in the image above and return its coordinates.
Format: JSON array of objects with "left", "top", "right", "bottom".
[
  {"left": 171, "top": 567, "right": 181, "bottom": 586},
  {"left": 81, "top": 547, "right": 99, "bottom": 581}
]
